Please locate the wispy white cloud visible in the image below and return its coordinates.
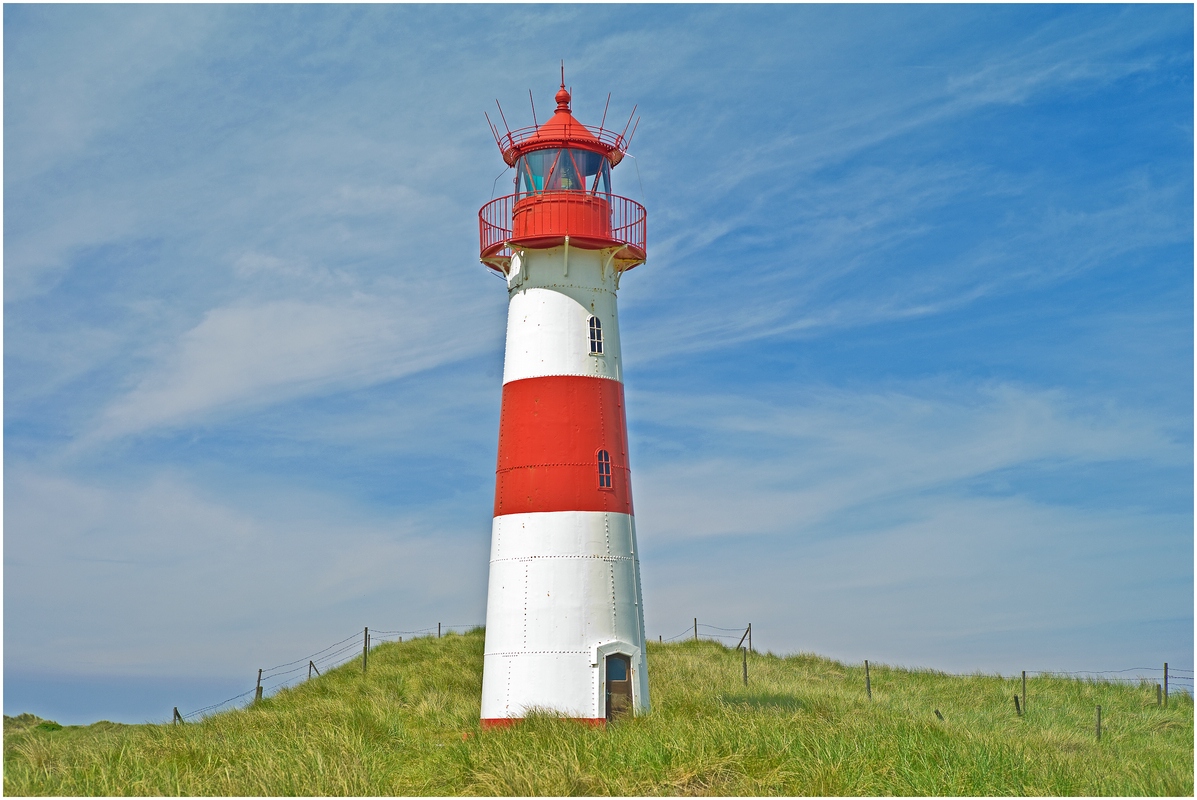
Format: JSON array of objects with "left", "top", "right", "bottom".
[
  {"left": 3, "top": 6, "right": 224, "bottom": 184},
  {"left": 644, "top": 493, "right": 1191, "bottom": 672},
  {"left": 624, "top": 179, "right": 1187, "bottom": 370},
  {"left": 618, "top": 6, "right": 1190, "bottom": 360},
  {"left": 633, "top": 376, "right": 1190, "bottom": 672},
  {"left": 91, "top": 285, "right": 496, "bottom": 440},
  {"left": 4, "top": 468, "right": 489, "bottom": 676},
  {"left": 632, "top": 381, "right": 1186, "bottom": 543},
  {"left": 941, "top": 8, "right": 1175, "bottom": 107}
]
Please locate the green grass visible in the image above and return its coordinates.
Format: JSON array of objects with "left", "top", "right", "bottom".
[{"left": 5, "top": 630, "right": 1192, "bottom": 795}]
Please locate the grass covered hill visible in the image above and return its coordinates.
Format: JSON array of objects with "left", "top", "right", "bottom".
[{"left": 4, "top": 629, "right": 1192, "bottom": 795}]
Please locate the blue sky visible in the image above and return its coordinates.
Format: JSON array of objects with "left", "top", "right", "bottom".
[{"left": 5, "top": 4, "right": 1193, "bottom": 725}]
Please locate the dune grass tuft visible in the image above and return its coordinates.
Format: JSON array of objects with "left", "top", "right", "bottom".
[{"left": 4, "top": 629, "right": 1192, "bottom": 795}]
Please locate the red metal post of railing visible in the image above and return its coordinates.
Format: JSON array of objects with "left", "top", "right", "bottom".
[{"left": 479, "top": 195, "right": 513, "bottom": 254}]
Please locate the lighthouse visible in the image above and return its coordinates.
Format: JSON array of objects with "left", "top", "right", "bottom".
[{"left": 477, "top": 80, "right": 648, "bottom": 727}]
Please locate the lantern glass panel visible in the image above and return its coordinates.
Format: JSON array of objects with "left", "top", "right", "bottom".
[{"left": 516, "top": 149, "right": 610, "bottom": 199}]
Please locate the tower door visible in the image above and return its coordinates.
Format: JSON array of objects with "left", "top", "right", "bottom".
[{"left": 605, "top": 654, "right": 633, "bottom": 720}]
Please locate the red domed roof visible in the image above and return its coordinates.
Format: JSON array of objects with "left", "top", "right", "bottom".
[
  {"left": 519, "top": 87, "right": 603, "bottom": 148},
  {"left": 492, "top": 84, "right": 630, "bottom": 167}
]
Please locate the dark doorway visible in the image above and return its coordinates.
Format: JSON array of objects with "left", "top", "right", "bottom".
[{"left": 605, "top": 654, "right": 632, "bottom": 721}]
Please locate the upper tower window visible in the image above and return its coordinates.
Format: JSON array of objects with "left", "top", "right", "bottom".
[
  {"left": 588, "top": 316, "right": 603, "bottom": 354},
  {"left": 516, "top": 148, "right": 611, "bottom": 199}
]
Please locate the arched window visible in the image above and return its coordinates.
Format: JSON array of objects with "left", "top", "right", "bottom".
[
  {"left": 596, "top": 449, "right": 612, "bottom": 489},
  {"left": 589, "top": 316, "right": 603, "bottom": 355}
]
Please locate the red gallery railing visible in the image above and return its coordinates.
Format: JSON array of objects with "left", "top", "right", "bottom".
[
  {"left": 479, "top": 192, "right": 646, "bottom": 274},
  {"left": 494, "top": 124, "right": 631, "bottom": 167}
]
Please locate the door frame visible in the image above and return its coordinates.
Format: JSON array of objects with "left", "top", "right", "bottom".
[{"left": 592, "top": 640, "right": 641, "bottom": 718}]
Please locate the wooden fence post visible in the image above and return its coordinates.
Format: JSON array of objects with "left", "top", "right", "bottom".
[
  {"left": 309, "top": 660, "right": 320, "bottom": 678},
  {"left": 865, "top": 660, "right": 872, "bottom": 701},
  {"left": 438, "top": 623, "right": 442, "bottom": 638},
  {"left": 1157, "top": 683, "right": 1162, "bottom": 706},
  {"left": 1022, "top": 670, "right": 1027, "bottom": 714},
  {"left": 1095, "top": 705, "right": 1101, "bottom": 741},
  {"left": 694, "top": 618, "right": 698, "bottom": 641},
  {"left": 735, "top": 625, "right": 750, "bottom": 650},
  {"left": 1013, "top": 694, "right": 1021, "bottom": 716},
  {"left": 1164, "top": 662, "right": 1168, "bottom": 707},
  {"left": 742, "top": 647, "right": 748, "bottom": 686},
  {"left": 748, "top": 623, "right": 752, "bottom": 653},
  {"left": 173, "top": 707, "right": 183, "bottom": 725},
  {"left": 363, "top": 627, "right": 369, "bottom": 673},
  {"left": 255, "top": 669, "right": 263, "bottom": 702}
]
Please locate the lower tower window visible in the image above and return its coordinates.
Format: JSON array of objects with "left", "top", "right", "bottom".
[{"left": 597, "top": 449, "right": 612, "bottom": 489}]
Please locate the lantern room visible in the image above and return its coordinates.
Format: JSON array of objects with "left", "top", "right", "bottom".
[
  {"left": 515, "top": 148, "right": 610, "bottom": 198},
  {"left": 480, "top": 84, "right": 646, "bottom": 275}
]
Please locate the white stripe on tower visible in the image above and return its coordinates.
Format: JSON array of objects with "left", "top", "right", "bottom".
[{"left": 500, "top": 250, "right": 623, "bottom": 384}]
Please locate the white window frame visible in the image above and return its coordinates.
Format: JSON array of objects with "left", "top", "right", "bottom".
[{"left": 588, "top": 315, "right": 604, "bottom": 355}]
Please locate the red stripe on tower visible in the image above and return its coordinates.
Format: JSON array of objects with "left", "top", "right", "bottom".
[{"left": 495, "top": 375, "right": 632, "bottom": 517}]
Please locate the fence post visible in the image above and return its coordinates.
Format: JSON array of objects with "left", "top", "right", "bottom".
[
  {"left": 865, "top": 660, "right": 872, "bottom": 701},
  {"left": 735, "top": 626, "right": 750, "bottom": 650},
  {"left": 1022, "top": 670, "right": 1027, "bottom": 714},
  {"left": 1013, "top": 694, "right": 1021, "bottom": 716},
  {"left": 310, "top": 660, "right": 320, "bottom": 678},
  {"left": 173, "top": 707, "right": 183, "bottom": 725},
  {"left": 438, "top": 623, "right": 442, "bottom": 638},
  {"left": 1095, "top": 705, "right": 1101, "bottom": 741},
  {"left": 363, "top": 627, "right": 369, "bottom": 673},
  {"left": 1157, "top": 683, "right": 1162, "bottom": 706},
  {"left": 749, "top": 623, "right": 752, "bottom": 653},
  {"left": 659, "top": 635, "right": 662, "bottom": 643},
  {"left": 742, "top": 647, "right": 748, "bottom": 686},
  {"left": 694, "top": 618, "right": 698, "bottom": 641},
  {"left": 255, "top": 669, "right": 263, "bottom": 702},
  {"left": 1164, "top": 662, "right": 1168, "bottom": 707}
]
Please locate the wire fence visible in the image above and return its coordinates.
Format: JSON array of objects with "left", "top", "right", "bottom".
[
  {"left": 176, "top": 618, "right": 1191, "bottom": 723},
  {"left": 661, "top": 621, "right": 753, "bottom": 644},
  {"left": 178, "top": 623, "right": 483, "bottom": 721},
  {"left": 1024, "top": 667, "right": 1193, "bottom": 686},
  {"left": 660, "top": 619, "right": 1194, "bottom": 708}
]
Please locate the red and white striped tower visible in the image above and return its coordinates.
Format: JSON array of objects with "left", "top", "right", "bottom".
[{"left": 477, "top": 81, "right": 648, "bottom": 727}]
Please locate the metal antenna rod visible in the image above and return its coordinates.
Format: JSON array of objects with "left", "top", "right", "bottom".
[
  {"left": 494, "top": 100, "right": 513, "bottom": 137},
  {"left": 599, "top": 93, "right": 612, "bottom": 131},
  {"left": 625, "top": 116, "right": 641, "bottom": 150},
  {"left": 619, "top": 104, "right": 638, "bottom": 141},
  {"left": 529, "top": 90, "right": 538, "bottom": 128},
  {"left": 483, "top": 112, "right": 503, "bottom": 148}
]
